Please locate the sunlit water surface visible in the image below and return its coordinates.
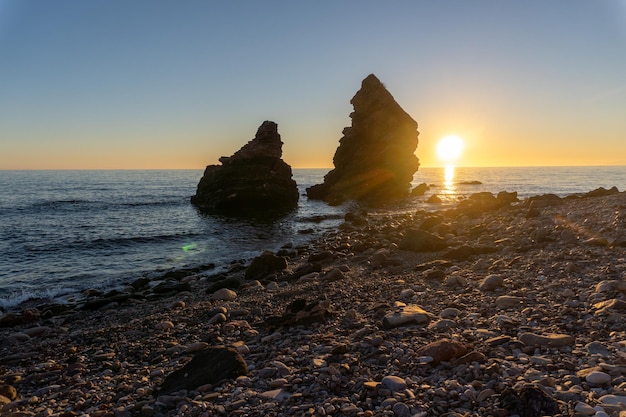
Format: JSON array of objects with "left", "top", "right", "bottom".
[{"left": 0, "top": 166, "right": 623, "bottom": 308}]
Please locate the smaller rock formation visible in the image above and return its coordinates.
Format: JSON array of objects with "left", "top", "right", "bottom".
[
  {"left": 191, "top": 121, "right": 298, "bottom": 215},
  {"left": 306, "top": 74, "right": 419, "bottom": 204}
]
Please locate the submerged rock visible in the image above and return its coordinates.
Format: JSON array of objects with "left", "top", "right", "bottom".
[
  {"left": 306, "top": 74, "right": 419, "bottom": 204},
  {"left": 191, "top": 121, "right": 298, "bottom": 215}
]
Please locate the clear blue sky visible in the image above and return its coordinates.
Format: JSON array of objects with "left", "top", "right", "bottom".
[{"left": 1, "top": 0, "right": 625, "bottom": 169}]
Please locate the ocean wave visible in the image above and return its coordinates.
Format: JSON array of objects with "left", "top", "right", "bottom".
[
  {"left": 0, "top": 286, "right": 79, "bottom": 310},
  {"left": 116, "top": 199, "right": 185, "bottom": 208},
  {"left": 90, "top": 233, "right": 204, "bottom": 249},
  {"left": 32, "top": 199, "right": 94, "bottom": 208},
  {"left": 22, "top": 231, "right": 204, "bottom": 253}
]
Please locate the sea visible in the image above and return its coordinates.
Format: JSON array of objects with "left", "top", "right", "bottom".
[{"left": 0, "top": 166, "right": 624, "bottom": 309}]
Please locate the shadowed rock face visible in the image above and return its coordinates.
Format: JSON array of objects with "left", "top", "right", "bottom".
[
  {"left": 307, "top": 74, "right": 419, "bottom": 204},
  {"left": 191, "top": 121, "right": 298, "bottom": 215}
]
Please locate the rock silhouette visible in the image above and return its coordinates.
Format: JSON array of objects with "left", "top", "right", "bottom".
[
  {"left": 191, "top": 121, "right": 298, "bottom": 214},
  {"left": 307, "top": 74, "right": 419, "bottom": 204}
]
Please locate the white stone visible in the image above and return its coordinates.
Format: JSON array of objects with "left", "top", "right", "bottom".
[{"left": 382, "top": 305, "right": 430, "bottom": 328}]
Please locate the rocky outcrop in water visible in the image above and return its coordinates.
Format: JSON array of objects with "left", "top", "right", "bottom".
[
  {"left": 307, "top": 74, "right": 419, "bottom": 204},
  {"left": 191, "top": 121, "right": 299, "bottom": 214}
]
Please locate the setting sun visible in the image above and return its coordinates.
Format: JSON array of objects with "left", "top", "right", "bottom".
[{"left": 436, "top": 135, "right": 465, "bottom": 164}]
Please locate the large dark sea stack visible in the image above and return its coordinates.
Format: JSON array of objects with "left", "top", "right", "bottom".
[
  {"left": 191, "top": 121, "right": 298, "bottom": 214},
  {"left": 306, "top": 74, "right": 419, "bottom": 204}
]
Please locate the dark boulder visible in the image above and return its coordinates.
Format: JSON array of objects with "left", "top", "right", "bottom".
[
  {"left": 426, "top": 194, "right": 442, "bottom": 204},
  {"left": 265, "top": 299, "right": 332, "bottom": 330},
  {"left": 245, "top": 251, "right": 288, "bottom": 280},
  {"left": 191, "top": 121, "right": 298, "bottom": 215},
  {"left": 399, "top": 229, "right": 447, "bottom": 252},
  {"left": 526, "top": 194, "right": 563, "bottom": 208},
  {"left": 582, "top": 186, "right": 619, "bottom": 198},
  {"left": 499, "top": 384, "right": 560, "bottom": 417},
  {"left": 0, "top": 309, "right": 40, "bottom": 328},
  {"left": 414, "top": 339, "right": 469, "bottom": 365},
  {"left": 306, "top": 74, "right": 419, "bottom": 204},
  {"left": 281, "top": 262, "right": 322, "bottom": 282},
  {"left": 159, "top": 346, "right": 248, "bottom": 395},
  {"left": 454, "top": 191, "right": 517, "bottom": 217},
  {"left": 152, "top": 280, "right": 192, "bottom": 294},
  {"left": 411, "top": 183, "right": 430, "bottom": 196}
]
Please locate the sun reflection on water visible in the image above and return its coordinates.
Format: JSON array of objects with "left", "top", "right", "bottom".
[{"left": 443, "top": 165, "right": 456, "bottom": 195}]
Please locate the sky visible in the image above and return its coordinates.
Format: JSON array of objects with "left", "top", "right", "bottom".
[{"left": 1, "top": 0, "right": 625, "bottom": 170}]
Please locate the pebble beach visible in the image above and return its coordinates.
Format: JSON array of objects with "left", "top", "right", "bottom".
[{"left": 1, "top": 189, "right": 625, "bottom": 417}]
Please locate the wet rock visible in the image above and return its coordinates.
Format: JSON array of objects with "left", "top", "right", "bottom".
[
  {"left": 414, "top": 339, "right": 469, "bottom": 365},
  {"left": 152, "top": 280, "right": 191, "bottom": 294},
  {"left": 160, "top": 346, "right": 248, "bottom": 394},
  {"left": 306, "top": 74, "right": 419, "bottom": 204},
  {"left": 398, "top": 229, "right": 447, "bottom": 252},
  {"left": 191, "top": 121, "right": 298, "bottom": 214},
  {"left": 207, "top": 275, "right": 243, "bottom": 293},
  {"left": 245, "top": 252, "right": 288, "bottom": 280}
]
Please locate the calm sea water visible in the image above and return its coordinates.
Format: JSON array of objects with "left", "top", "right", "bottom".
[{"left": 0, "top": 166, "right": 624, "bottom": 308}]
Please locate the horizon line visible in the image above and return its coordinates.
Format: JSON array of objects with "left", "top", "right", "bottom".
[{"left": 1, "top": 163, "right": 625, "bottom": 171}]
